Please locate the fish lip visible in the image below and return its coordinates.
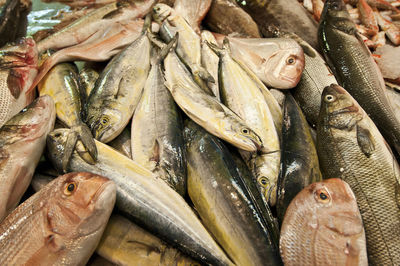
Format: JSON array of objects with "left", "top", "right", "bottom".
[
  {"left": 330, "top": 104, "right": 359, "bottom": 116},
  {"left": 92, "top": 180, "right": 116, "bottom": 210}
]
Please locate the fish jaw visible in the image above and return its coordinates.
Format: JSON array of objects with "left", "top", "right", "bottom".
[
  {"left": 152, "top": 3, "right": 172, "bottom": 23},
  {"left": 264, "top": 47, "right": 305, "bottom": 89}
]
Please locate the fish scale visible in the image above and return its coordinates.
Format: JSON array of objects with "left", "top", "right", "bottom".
[{"left": 317, "top": 85, "right": 400, "bottom": 265}]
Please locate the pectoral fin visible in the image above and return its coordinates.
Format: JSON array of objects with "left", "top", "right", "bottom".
[
  {"left": 356, "top": 125, "right": 375, "bottom": 157},
  {"left": 62, "top": 130, "right": 79, "bottom": 173},
  {"left": 7, "top": 69, "right": 22, "bottom": 99}
]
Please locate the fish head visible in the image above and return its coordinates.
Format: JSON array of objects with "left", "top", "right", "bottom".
[
  {"left": 231, "top": 123, "right": 263, "bottom": 152},
  {"left": 263, "top": 41, "right": 305, "bottom": 89},
  {"left": 152, "top": 3, "right": 172, "bottom": 23},
  {"left": 44, "top": 172, "right": 116, "bottom": 262},
  {"left": 281, "top": 178, "right": 366, "bottom": 264},
  {"left": 88, "top": 109, "right": 122, "bottom": 143},
  {"left": 46, "top": 128, "right": 71, "bottom": 171},
  {"left": 319, "top": 84, "right": 363, "bottom": 130},
  {"left": 321, "top": 0, "right": 352, "bottom": 24}
]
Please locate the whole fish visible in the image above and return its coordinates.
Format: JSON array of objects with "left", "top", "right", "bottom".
[
  {"left": 358, "top": 0, "right": 379, "bottom": 36},
  {"left": 38, "top": 62, "right": 97, "bottom": 172},
  {"left": 86, "top": 26, "right": 150, "bottom": 143},
  {"left": 0, "top": 37, "right": 38, "bottom": 128},
  {"left": 163, "top": 47, "right": 263, "bottom": 153},
  {"left": 375, "top": 11, "right": 400, "bottom": 46},
  {"left": 204, "top": 0, "right": 261, "bottom": 38},
  {"left": 153, "top": 3, "right": 214, "bottom": 89},
  {"left": 185, "top": 121, "right": 282, "bottom": 266},
  {"left": 213, "top": 35, "right": 305, "bottom": 89},
  {"left": 240, "top": 0, "right": 320, "bottom": 51},
  {"left": 0, "top": 95, "right": 55, "bottom": 222},
  {"left": 131, "top": 41, "right": 186, "bottom": 196},
  {"left": 98, "top": 215, "right": 199, "bottom": 265},
  {"left": 201, "top": 30, "right": 220, "bottom": 100},
  {"left": 277, "top": 93, "right": 322, "bottom": 225},
  {"left": 0, "top": 0, "right": 31, "bottom": 47},
  {"left": 173, "top": 0, "right": 211, "bottom": 34},
  {"left": 210, "top": 40, "right": 280, "bottom": 206},
  {"left": 319, "top": 0, "right": 400, "bottom": 155},
  {"left": 317, "top": 84, "right": 400, "bottom": 265},
  {"left": 46, "top": 128, "right": 233, "bottom": 266},
  {"left": 280, "top": 178, "right": 368, "bottom": 266},
  {"left": 0, "top": 172, "right": 116, "bottom": 265},
  {"left": 108, "top": 126, "right": 132, "bottom": 159}
]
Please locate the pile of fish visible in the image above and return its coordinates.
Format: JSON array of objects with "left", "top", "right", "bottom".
[{"left": 0, "top": 0, "right": 399, "bottom": 265}]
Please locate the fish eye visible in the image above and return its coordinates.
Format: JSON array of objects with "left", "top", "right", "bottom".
[
  {"left": 64, "top": 182, "right": 77, "bottom": 196},
  {"left": 324, "top": 94, "right": 336, "bottom": 103},
  {"left": 258, "top": 177, "right": 269, "bottom": 187},
  {"left": 54, "top": 132, "right": 62, "bottom": 138},
  {"left": 241, "top": 128, "right": 250, "bottom": 134},
  {"left": 286, "top": 56, "right": 296, "bottom": 65},
  {"left": 331, "top": 2, "right": 340, "bottom": 9},
  {"left": 315, "top": 188, "right": 331, "bottom": 204},
  {"left": 100, "top": 116, "right": 109, "bottom": 125},
  {"left": 153, "top": 6, "right": 160, "bottom": 12}
]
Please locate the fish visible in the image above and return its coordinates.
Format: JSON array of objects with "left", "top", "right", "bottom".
[
  {"left": 358, "top": 0, "right": 379, "bottom": 36},
  {"left": 41, "top": 0, "right": 116, "bottom": 8},
  {"left": 240, "top": 0, "right": 320, "bottom": 51},
  {"left": 153, "top": 3, "right": 214, "bottom": 91},
  {"left": 108, "top": 126, "right": 132, "bottom": 159},
  {"left": 0, "top": 95, "right": 55, "bottom": 222},
  {"left": 31, "top": 18, "right": 145, "bottom": 92},
  {"left": 0, "top": 0, "right": 31, "bottom": 48},
  {"left": 85, "top": 25, "right": 151, "bottom": 143},
  {"left": 0, "top": 172, "right": 116, "bottom": 265},
  {"left": 185, "top": 121, "right": 282, "bottom": 266},
  {"left": 173, "top": 0, "right": 211, "bottom": 34},
  {"left": 213, "top": 35, "right": 305, "bottom": 89},
  {"left": 46, "top": 128, "right": 233, "bottom": 265},
  {"left": 375, "top": 11, "right": 400, "bottom": 45},
  {"left": 131, "top": 40, "right": 186, "bottom": 196},
  {"left": 277, "top": 93, "right": 322, "bottom": 225},
  {"left": 163, "top": 46, "right": 263, "bottom": 153},
  {"left": 316, "top": 84, "right": 400, "bottom": 265},
  {"left": 201, "top": 30, "right": 220, "bottom": 100},
  {"left": 97, "top": 215, "right": 200, "bottom": 266},
  {"left": 318, "top": 0, "right": 400, "bottom": 155},
  {"left": 38, "top": 62, "right": 97, "bottom": 172},
  {"left": 0, "top": 37, "right": 38, "bottom": 128},
  {"left": 312, "top": 0, "right": 324, "bottom": 21},
  {"left": 79, "top": 62, "right": 103, "bottom": 100},
  {"left": 209, "top": 40, "right": 281, "bottom": 206},
  {"left": 280, "top": 178, "right": 368, "bottom": 266},
  {"left": 204, "top": 0, "right": 261, "bottom": 38}
]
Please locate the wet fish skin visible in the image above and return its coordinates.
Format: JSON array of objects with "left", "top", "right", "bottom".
[
  {"left": 173, "top": 0, "right": 211, "bottom": 34},
  {"left": 204, "top": 0, "right": 261, "bottom": 38},
  {"left": 185, "top": 121, "right": 282, "bottom": 266},
  {"left": 46, "top": 128, "right": 233, "bottom": 266},
  {"left": 317, "top": 84, "right": 400, "bottom": 265},
  {"left": 79, "top": 63, "right": 103, "bottom": 100},
  {"left": 86, "top": 31, "right": 150, "bottom": 143},
  {"left": 131, "top": 50, "right": 186, "bottom": 196},
  {"left": 97, "top": 215, "right": 200, "bottom": 266},
  {"left": 0, "top": 37, "right": 38, "bottom": 128},
  {"left": 0, "top": 172, "right": 116, "bottom": 265},
  {"left": 38, "top": 62, "right": 97, "bottom": 171},
  {"left": 214, "top": 36, "right": 305, "bottom": 89},
  {"left": 108, "top": 126, "right": 132, "bottom": 159},
  {"left": 0, "top": 95, "right": 55, "bottom": 222},
  {"left": 280, "top": 178, "right": 368, "bottom": 266},
  {"left": 163, "top": 49, "right": 263, "bottom": 153},
  {"left": 210, "top": 40, "right": 280, "bottom": 206},
  {"left": 319, "top": 0, "right": 400, "bottom": 155},
  {"left": 277, "top": 93, "right": 322, "bottom": 225},
  {"left": 201, "top": 30, "right": 220, "bottom": 100},
  {"left": 240, "top": 0, "right": 319, "bottom": 51}
]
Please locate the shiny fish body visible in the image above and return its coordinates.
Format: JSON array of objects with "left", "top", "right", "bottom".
[
  {"left": 0, "top": 95, "right": 55, "bottom": 222},
  {"left": 213, "top": 42, "right": 280, "bottom": 206},
  {"left": 317, "top": 84, "right": 400, "bottom": 265},
  {"left": 318, "top": 0, "right": 400, "bottom": 155},
  {"left": 46, "top": 128, "right": 233, "bottom": 266},
  {"left": 108, "top": 126, "right": 132, "bottom": 159},
  {"left": 86, "top": 32, "right": 150, "bottom": 143},
  {"left": 277, "top": 93, "right": 322, "bottom": 225},
  {"left": 163, "top": 50, "right": 263, "bottom": 153},
  {"left": 79, "top": 63, "right": 102, "bottom": 100},
  {"left": 201, "top": 30, "right": 220, "bottom": 100},
  {"left": 131, "top": 55, "right": 186, "bottom": 196},
  {"left": 0, "top": 172, "right": 116, "bottom": 266},
  {"left": 97, "top": 215, "right": 199, "bottom": 266},
  {"left": 184, "top": 121, "right": 282, "bottom": 266},
  {"left": 173, "top": 0, "right": 211, "bottom": 34},
  {"left": 280, "top": 178, "right": 368, "bottom": 266}
]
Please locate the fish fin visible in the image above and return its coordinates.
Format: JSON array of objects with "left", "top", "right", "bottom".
[
  {"left": 73, "top": 123, "right": 97, "bottom": 162},
  {"left": 157, "top": 33, "right": 178, "bottom": 61},
  {"left": 141, "top": 13, "right": 152, "bottom": 34},
  {"left": 356, "top": 124, "right": 375, "bottom": 157},
  {"left": 148, "top": 31, "right": 165, "bottom": 49},
  {"left": 192, "top": 73, "right": 214, "bottom": 96},
  {"left": 62, "top": 130, "right": 79, "bottom": 173},
  {"left": 7, "top": 69, "right": 22, "bottom": 99},
  {"left": 150, "top": 139, "right": 160, "bottom": 167},
  {"left": 192, "top": 65, "right": 215, "bottom": 83},
  {"left": 206, "top": 40, "right": 223, "bottom": 56}
]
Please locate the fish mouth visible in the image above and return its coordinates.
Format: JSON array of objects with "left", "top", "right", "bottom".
[
  {"left": 330, "top": 104, "right": 359, "bottom": 116},
  {"left": 92, "top": 180, "right": 116, "bottom": 210}
]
